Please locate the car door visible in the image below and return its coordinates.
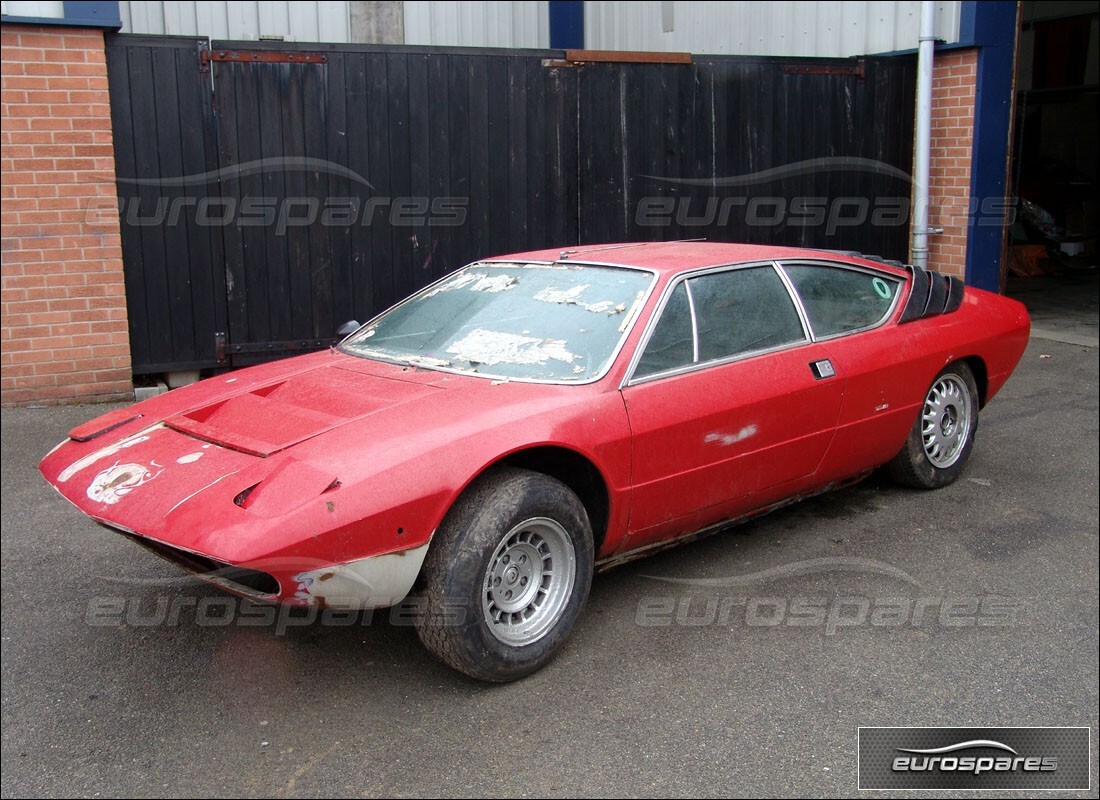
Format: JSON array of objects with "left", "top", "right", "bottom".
[
  {"left": 620, "top": 263, "right": 844, "bottom": 549},
  {"left": 776, "top": 260, "right": 923, "bottom": 482}
]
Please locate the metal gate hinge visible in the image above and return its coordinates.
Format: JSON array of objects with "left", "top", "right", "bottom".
[
  {"left": 200, "top": 49, "right": 328, "bottom": 67},
  {"left": 782, "top": 59, "right": 865, "bottom": 80}
]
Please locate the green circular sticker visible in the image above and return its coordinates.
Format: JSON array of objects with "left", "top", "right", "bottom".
[{"left": 872, "top": 277, "right": 891, "bottom": 299}]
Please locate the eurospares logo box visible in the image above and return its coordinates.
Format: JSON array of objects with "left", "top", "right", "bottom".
[{"left": 857, "top": 727, "right": 1091, "bottom": 790}]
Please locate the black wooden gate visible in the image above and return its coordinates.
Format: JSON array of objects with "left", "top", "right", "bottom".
[
  {"left": 576, "top": 57, "right": 916, "bottom": 253},
  {"left": 106, "top": 35, "right": 224, "bottom": 374},
  {"left": 106, "top": 36, "right": 915, "bottom": 375}
]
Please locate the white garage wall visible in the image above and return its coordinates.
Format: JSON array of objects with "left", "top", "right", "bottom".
[
  {"left": 117, "top": 1, "right": 547, "bottom": 46},
  {"left": 584, "top": 1, "right": 963, "bottom": 57},
  {"left": 402, "top": 0, "right": 549, "bottom": 48},
  {"left": 118, "top": 1, "right": 351, "bottom": 42},
  {"left": 1, "top": 1, "right": 65, "bottom": 18},
  {"left": 113, "top": 1, "right": 960, "bottom": 54}
]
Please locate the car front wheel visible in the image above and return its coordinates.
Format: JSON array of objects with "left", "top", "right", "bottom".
[
  {"left": 887, "top": 361, "right": 979, "bottom": 489},
  {"left": 415, "top": 467, "right": 594, "bottom": 682}
]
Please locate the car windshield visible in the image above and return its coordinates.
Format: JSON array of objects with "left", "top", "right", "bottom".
[{"left": 340, "top": 262, "right": 653, "bottom": 382}]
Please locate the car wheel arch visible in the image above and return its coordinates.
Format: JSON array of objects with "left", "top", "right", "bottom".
[
  {"left": 418, "top": 445, "right": 612, "bottom": 565},
  {"left": 960, "top": 355, "right": 989, "bottom": 408},
  {"left": 497, "top": 446, "right": 611, "bottom": 553},
  {"left": 886, "top": 359, "right": 981, "bottom": 489}
]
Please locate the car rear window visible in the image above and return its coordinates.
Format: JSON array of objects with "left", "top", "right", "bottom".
[{"left": 782, "top": 263, "right": 901, "bottom": 338}]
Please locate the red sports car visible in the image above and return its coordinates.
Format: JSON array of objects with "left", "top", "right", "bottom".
[{"left": 40, "top": 242, "right": 1030, "bottom": 681}]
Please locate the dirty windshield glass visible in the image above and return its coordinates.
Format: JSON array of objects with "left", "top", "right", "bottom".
[{"left": 340, "top": 263, "right": 652, "bottom": 382}]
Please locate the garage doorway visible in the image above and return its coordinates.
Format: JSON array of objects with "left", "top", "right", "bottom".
[{"left": 1007, "top": 0, "right": 1099, "bottom": 347}]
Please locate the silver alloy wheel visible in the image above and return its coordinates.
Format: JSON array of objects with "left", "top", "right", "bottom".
[
  {"left": 482, "top": 517, "right": 576, "bottom": 646},
  {"left": 921, "top": 373, "right": 973, "bottom": 468}
]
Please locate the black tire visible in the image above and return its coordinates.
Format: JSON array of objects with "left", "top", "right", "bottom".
[
  {"left": 415, "top": 466, "right": 594, "bottom": 682},
  {"left": 886, "top": 361, "right": 980, "bottom": 489}
]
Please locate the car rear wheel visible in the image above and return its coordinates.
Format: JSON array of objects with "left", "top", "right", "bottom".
[
  {"left": 887, "top": 362, "right": 979, "bottom": 489},
  {"left": 415, "top": 467, "right": 594, "bottom": 682}
]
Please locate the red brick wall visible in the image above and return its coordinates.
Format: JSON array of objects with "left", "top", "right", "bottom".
[
  {"left": 927, "top": 49, "right": 978, "bottom": 280},
  {"left": 1, "top": 24, "right": 132, "bottom": 406}
]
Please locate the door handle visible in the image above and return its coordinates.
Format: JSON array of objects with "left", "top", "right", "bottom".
[{"left": 810, "top": 359, "right": 835, "bottom": 379}]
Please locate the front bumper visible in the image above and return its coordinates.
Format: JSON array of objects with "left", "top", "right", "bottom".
[
  {"left": 289, "top": 541, "right": 431, "bottom": 609},
  {"left": 104, "top": 521, "right": 430, "bottom": 610}
]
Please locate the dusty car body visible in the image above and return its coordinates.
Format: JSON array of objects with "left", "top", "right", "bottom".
[{"left": 40, "top": 242, "right": 1030, "bottom": 681}]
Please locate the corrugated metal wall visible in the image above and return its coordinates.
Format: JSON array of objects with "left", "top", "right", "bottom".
[
  {"left": 114, "top": 1, "right": 960, "bottom": 54},
  {"left": 1, "top": 1, "right": 64, "bottom": 16},
  {"left": 118, "top": 1, "right": 351, "bottom": 42},
  {"left": 403, "top": 1, "right": 549, "bottom": 48},
  {"left": 585, "top": 1, "right": 962, "bottom": 57},
  {"left": 116, "top": 0, "right": 548, "bottom": 45}
]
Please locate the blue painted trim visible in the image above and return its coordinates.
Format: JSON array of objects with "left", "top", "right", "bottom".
[
  {"left": 1, "top": 1, "right": 120, "bottom": 29},
  {"left": 963, "top": 0, "right": 1017, "bottom": 291},
  {"left": 63, "top": 1, "right": 121, "bottom": 28},
  {"left": 549, "top": 0, "right": 584, "bottom": 50},
  {"left": 958, "top": 0, "right": 978, "bottom": 45}
]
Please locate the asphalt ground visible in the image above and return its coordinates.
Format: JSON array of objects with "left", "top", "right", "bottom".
[{"left": 2, "top": 336, "right": 1097, "bottom": 798}]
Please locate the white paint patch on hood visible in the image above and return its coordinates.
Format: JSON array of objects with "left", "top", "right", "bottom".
[
  {"left": 86, "top": 461, "right": 163, "bottom": 505},
  {"left": 446, "top": 329, "right": 578, "bottom": 367},
  {"left": 58, "top": 425, "right": 162, "bottom": 483},
  {"left": 705, "top": 424, "right": 758, "bottom": 447},
  {"left": 176, "top": 452, "right": 203, "bottom": 464}
]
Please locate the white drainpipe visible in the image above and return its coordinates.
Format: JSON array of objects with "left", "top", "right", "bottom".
[{"left": 912, "top": 0, "right": 937, "bottom": 270}]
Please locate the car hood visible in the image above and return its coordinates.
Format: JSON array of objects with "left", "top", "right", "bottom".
[
  {"left": 161, "top": 357, "right": 445, "bottom": 457},
  {"left": 39, "top": 352, "right": 605, "bottom": 551}
]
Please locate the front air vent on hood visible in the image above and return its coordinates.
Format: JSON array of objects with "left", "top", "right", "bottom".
[{"left": 164, "top": 366, "right": 440, "bottom": 456}]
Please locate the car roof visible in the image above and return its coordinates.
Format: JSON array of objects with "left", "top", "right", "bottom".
[{"left": 485, "top": 241, "right": 909, "bottom": 278}]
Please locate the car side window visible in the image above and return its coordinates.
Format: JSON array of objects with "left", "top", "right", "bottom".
[
  {"left": 633, "top": 265, "right": 807, "bottom": 380},
  {"left": 782, "top": 263, "right": 900, "bottom": 338},
  {"left": 634, "top": 282, "right": 694, "bottom": 377},
  {"left": 689, "top": 266, "right": 806, "bottom": 362}
]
